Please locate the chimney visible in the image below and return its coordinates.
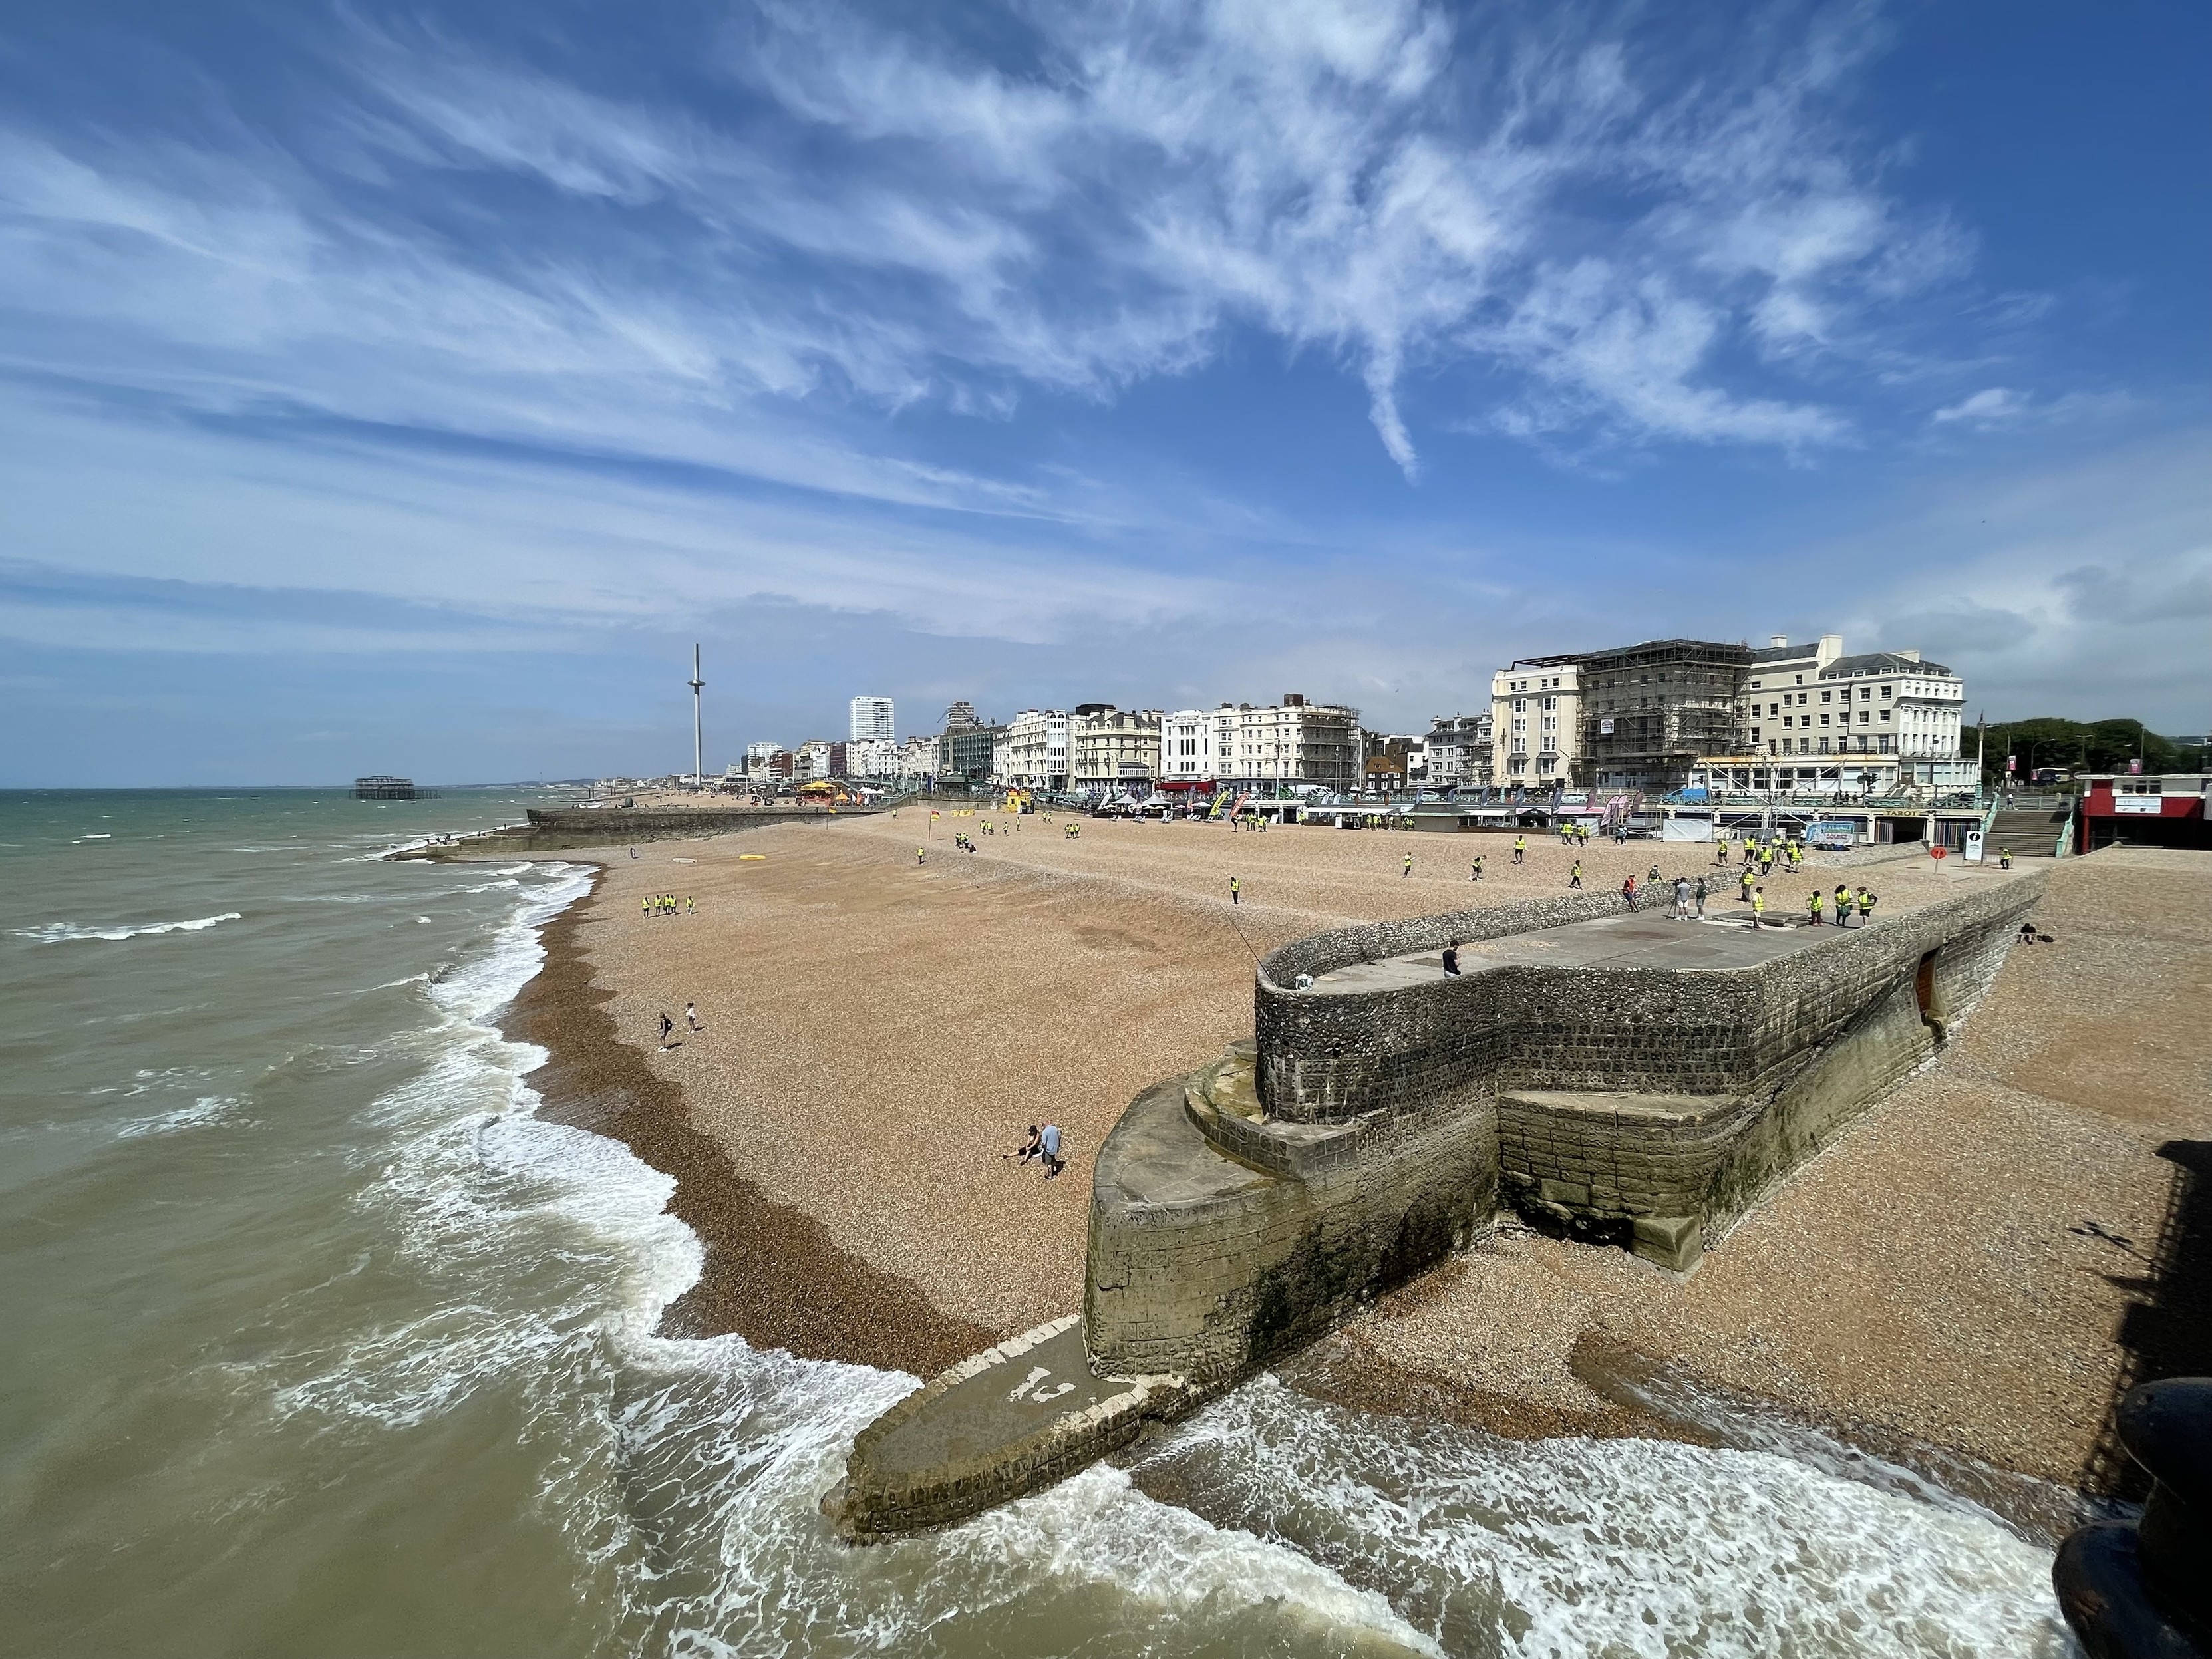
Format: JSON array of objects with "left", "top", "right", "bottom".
[
  {"left": 1817, "top": 633, "right": 1843, "bottom": 666},
  {"left": 1770, "top": 635, "right": 1788, "bottom": 649},
  {"left": 1897, "top": 649, "right": 1921, "bottom": 663}
]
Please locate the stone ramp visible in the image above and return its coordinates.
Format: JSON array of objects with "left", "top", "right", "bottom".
[{"left": 825, "top": 1315, "right": 1192, "bottom": 1541}]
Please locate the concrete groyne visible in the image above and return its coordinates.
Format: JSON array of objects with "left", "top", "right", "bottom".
[{"left": 830, "top": 871, "right": 2047, "bottom": 1540}]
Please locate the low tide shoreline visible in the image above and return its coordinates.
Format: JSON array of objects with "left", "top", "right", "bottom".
[{"left": 500, "top": 868, "right": 997, "bottom": 1379}]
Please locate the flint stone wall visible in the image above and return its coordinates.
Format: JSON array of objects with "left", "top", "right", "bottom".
[{"left": 1090, "top": 872, "right": 2046, "bottom": 1380}]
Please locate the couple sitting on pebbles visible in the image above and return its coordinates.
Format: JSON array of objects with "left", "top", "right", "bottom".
[{"left": 1003, "top": 1123, "right": 1066, "bottom": 1179}]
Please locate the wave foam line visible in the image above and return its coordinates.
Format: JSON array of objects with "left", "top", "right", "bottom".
[{"left": 18, "top": 912, "right": 243, "bottom": 944}]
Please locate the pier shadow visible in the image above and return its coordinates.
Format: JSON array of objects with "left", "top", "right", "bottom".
[{"left": 2078, "top": 1139, "right": 2212, "bottom": 1503}]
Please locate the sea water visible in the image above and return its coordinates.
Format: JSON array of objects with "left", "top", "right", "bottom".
[{"left": 0, "top": 790, "right": 2069, "bottom": 1658}]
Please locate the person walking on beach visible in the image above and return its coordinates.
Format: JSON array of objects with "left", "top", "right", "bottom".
[
  {"left": 1229, "top": 875, "right": 1241, "bottom": 905},
  {"left": 1402, "top": 853, "right": 1414, "bottom": 879},
  {"left": 1569, "top": 860, "right": 1583, "bottom": 889},
  {"left": 657, "top": 1012, "right": 675, "bottom": 1048},
  {"left": 1039, "top": 1122, "right": 1064, "bottom": 1179},
  {"left": 642, "top": 895, "right": 651, "bottom": 919},
  {"left": 1471, "top": 857, "right": 1484, "bottom": 882},
  {"left": 1739, "top": 866, "right": 1756, "bottom": 904},
  {"left": 1622, "top": 875, "right": 1639, "bottom": 910},
  {"left": 685, "top": 1002, "right": 703, "bottom": 1033},
  {"left": 685, "top": 895, "right": 695, "bottom": 916},
  {"left": 917, "top": 847, "right": 925, "bottom": 864},
  {"left": 1513, "top": 835, "right": 1526, "bottom": 865}
]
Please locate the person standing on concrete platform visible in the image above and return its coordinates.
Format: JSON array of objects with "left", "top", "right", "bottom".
[
  {"left": 1672, "top": 875, "right": 1691, "bottom": 919},
  {"left": 1694, "top": 875, "right": 1709, "bottom": 918},
  {"left": 1808, "top": 888, "right": 1825, "bottom": 926},
  {"left": 1834, "top": 883, "right": 1851, "bottom": 925},
  {"left": 1513, "top": 835, "right": 1526, "bottom": 864},
  {"left": 1752, "top": 886, "right": 1766, "bottom": 926},
  {"left": 1442, "top": 941, "right": 1462, "bottom": 976},
  {"left": 1859, "top": 888, "right": 1877, "bottom": 924},
  {"left": 1229, "top": 875, "right": 1241, "bottom": 905},
  {"left": 1569, "top": 860, "right": 1583, "bottom": 889}
]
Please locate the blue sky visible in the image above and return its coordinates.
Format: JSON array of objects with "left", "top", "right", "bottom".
[{"left": 1, "top": 0, "right": 2205, "bottom": 785}]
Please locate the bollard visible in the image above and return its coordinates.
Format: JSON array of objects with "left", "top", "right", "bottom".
[{"left": 2054, "top": 1377, "right": 2212, "bottom": 1659}]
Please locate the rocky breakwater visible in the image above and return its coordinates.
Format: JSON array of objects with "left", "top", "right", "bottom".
[{"left": 830, "top": 871, "right": 2047, "bottom": 1539}]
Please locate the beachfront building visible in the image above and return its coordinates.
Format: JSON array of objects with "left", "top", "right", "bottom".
[
  {"left": 1159, "top": 710, "right": 1219, "bottom": 792},
  {"left": 943, "top": 720, "right": 1005, "bottom": 786},
  {"left": 1424, "top": 712, "right": 1493, "bottom": 788},
  {"left": 1005, "top": 709, "right": 1069, "bottom": 791},
  {"left": 1070, "top": 704, "right": 1161, "bottom": 797},
  {"left": 849, "top": 696, "right": 895, "bottom": 744},
  {"left": 895, "top": 735, "right": 943, "bottom": 781},
  {"left": 1211, "top": 694, "right": 1362, "bottom": 794},
  {"left": 1724, "top": 637, "right": 1973, "bottom": 792},
  {"left": 796, "top": 739, "right": 835, "bottom": 779},
  {"left": 842, "top": 738, "right": 897, "bottom": 778},
  {"left": 1490, "top": 661, "right": 1587, "bottom": 789},
  {"left": 1576, "top": 640, "right": 1747, "bottom": 792}
]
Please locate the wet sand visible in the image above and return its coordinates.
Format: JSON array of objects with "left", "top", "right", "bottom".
[{"left": 503, "top": 808, "right": 2209, "bottom": 1505}]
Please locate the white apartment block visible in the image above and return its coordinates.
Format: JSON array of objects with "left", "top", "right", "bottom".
[
  {"left": 796, "top": 738, "right": 834, "bottom": 778},
  {"left": 842, "top": 738, "right": 897, "bottom": 778},
  {"left": 1070, "top": 704, "right": 1161, "bottom": 795},
  {"left": 1490, "top": 662, "right": 1585, "bottom": 787},
  {"left": 1004, "top": 709, "right": 1068, "bottom": 790},
  {"left": 848, "top": 696, "right": 895, "bottom": 744},
  {"left": 1737, "top": 635, "right": 1967, "bottom": 780},
  {"left": 1159, "top": 710, "right": 1218, "bottom": 784},
  {"left": 744, "top": 740, "right": 784, "bottom": 763},
  {"left": 1424, "top": 712, "right": 1493, "bottom": 787},
  {"left": 1211, "top": 694, "right": 1362, "bottom": 792},
  {"left": 895, "top": 735, "right": 943, "bottom": 780}
]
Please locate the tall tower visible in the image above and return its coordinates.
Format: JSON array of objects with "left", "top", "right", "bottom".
[
  {"left": 689, "top": 644, "right": 705, "bottom": 790},
  {"left": 849, "top": 695, "right": 895, "bottom": 744}
]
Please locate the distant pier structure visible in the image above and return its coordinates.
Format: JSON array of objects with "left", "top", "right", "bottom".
[{"left": 353, "top": 776, "right": 438, "bottom": 800}]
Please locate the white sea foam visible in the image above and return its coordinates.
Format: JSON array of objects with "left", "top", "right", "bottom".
[
  {"left": 114, "top": 1094, "right": 237, "bottom": 1139},
  {"left": 19, "top": 911, "right": 243, "bottom": 943},
  {"left": 1130, "top": 1376, "right": 2067, "bottom": 1659}
]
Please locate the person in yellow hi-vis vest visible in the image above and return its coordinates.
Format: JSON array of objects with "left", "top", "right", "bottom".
[
  {"left": 1752, "top": 886, "right": 1766, "bottom": 925},
  {"left": 1513, "top": 835, "right": 1526, "bottom": 864},
  {"left": 1808, "top": 887, "right": 1825, "bottom": 925}
]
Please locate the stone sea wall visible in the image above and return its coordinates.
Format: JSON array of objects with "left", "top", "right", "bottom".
[{"left": 1092, "top": 871, "right": 2047, "bottom": 1378}]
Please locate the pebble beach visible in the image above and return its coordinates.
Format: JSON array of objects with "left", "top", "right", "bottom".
[{"left": 506, "top": 808, "right": 2211, "bottom": 1513}]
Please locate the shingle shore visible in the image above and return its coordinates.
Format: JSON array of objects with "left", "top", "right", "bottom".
[{"left": 507, "top": 810, "right": 2207, "bottom": 1507}]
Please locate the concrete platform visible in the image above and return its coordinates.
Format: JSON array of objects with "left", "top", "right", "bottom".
[{"left": 1308, "top": 906, "right": 1861, "bottom": 991}]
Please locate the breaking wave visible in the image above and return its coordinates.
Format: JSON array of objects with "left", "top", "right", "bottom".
[{"left": 19, "top": 911, "right": 244, "bottom": 943}]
